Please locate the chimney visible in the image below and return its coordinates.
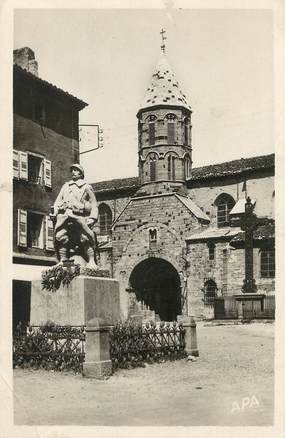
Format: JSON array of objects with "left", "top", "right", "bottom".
[{"left": 13, "top": 47, "right": 39, "bottom": 77}]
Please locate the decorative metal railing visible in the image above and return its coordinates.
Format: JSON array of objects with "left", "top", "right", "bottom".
[
  {"left": 13, "top": 323, "right": 86, "bottom": 373},
  {"left": 109, "top": 321, "right": 186, "bottom": 370}
]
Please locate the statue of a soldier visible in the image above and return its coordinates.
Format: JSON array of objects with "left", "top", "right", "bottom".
[{"left": 51, "top": 164, "right": 99, "bottom": 269}]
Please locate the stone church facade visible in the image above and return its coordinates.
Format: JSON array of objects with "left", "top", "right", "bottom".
[{"left": 92, "top": 54, "right": 275, "bottom": 321}]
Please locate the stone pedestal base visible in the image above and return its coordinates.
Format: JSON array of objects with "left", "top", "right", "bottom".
[
  {"left": 30, "top": 276, "right": 120, "bottom": 326},
  {"left": 83, "top": 360, "right": 112, "bottom": 379},
  {"left": 30, "top": 275, "right": 120, "bottom": 379}
]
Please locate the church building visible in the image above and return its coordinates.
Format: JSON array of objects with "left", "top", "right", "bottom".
[{"left": 92, "top": 46, "right": 275, "bottom": 321}]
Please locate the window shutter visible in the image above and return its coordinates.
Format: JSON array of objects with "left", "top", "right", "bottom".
[
  {"left": 45, "top": 216, "right": 54, "bottom": 250},
  {"left": 13, "top": 150, "right": 19, "bottom": 178},
  {"left": 17, "top": 209, "right": 27, "bottom": 247},
  {"left": 44, "top": 159, "right": 52, "bottom": 188},
  {"left": 19, "top": 152, "right": 28, "bottom": 180}
]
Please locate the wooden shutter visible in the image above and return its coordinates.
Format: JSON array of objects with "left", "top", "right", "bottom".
[
  {"left": 17, "top": 209, "right": 27, "bottom": 247},
  {"left": 45, "top": 216, "right": 54, "bottom": 250},
  {"left": 19, "top": 152, "right": 28, "bottom": 180},
  {"left": 13, "top": 150, "right": 19, "bottom": 178},
  {"left": 44, "top": 159, "right": 52, "bottom": 188}
]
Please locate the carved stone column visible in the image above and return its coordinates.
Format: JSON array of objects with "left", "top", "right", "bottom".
[{"left": 240, "top": 197, "right": 257, "bottom": 294}]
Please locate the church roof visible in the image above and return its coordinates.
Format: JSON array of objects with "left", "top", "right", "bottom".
[
  {"left": 176, "top": 194, "right": 210, "bottom": 222},
  {"left": 185, "top": 227, "right": 240, "bottom": 242},
  {"left": 92, "top": 176, "right": 139, "bottom": 194},
  {"left": 190, "top": 153, "right": 274, "bottom": 182},
  {"left": 139, "top": 55, "right": 191, "bottom": 112},
  {"left": 92, "top": 153, "right": 274, "bottom": 195},
  {"left": 230, "top": 223, "right": 275, "bottom": 244}
]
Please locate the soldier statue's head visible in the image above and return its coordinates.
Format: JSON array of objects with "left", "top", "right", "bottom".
[{"left": 70, "top": 163, "right": 85, "bottom": 180}]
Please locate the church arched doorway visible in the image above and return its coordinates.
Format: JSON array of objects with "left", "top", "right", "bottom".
[{"left": 129, "top": 257, "right": 182, "bottom": 321}]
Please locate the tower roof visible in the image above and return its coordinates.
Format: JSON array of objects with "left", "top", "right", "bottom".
[{"left": 139, "top": 55, "right": 191, "bottom": 112}]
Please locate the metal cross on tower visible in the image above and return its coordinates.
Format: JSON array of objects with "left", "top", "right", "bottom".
[{"left": 160, "top": 28, "right": 167, "bottom": 54}]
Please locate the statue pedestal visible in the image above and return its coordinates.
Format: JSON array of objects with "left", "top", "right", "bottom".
[
  {"left": 31, "top": 275, "right": 120, "bottom": 326},
  {"left": 30, "top": 275, "right": 121, "bottom": 378}
]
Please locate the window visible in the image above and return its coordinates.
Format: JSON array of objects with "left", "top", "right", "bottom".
[
  {"left": 28, "top": 154, "right": 44, "bottom": 184},
  {"left": 167, "top": 122, "right": 175, "bottom": 144},
  {"left": 260, "top": 249, "right": 275, "bottom": 278},
  {"left": 184, "top": 117, "right": 190, "bottom": 145},
  {"left": 148, "top": 115, "right": 156, "bottom": 146},
  {"left": 17, "top": 209, "right": 54, "bottom": 250},
  {"left": 215, "top": 194, "right": 235, "bottom": 228},
  {"left": 165, "top": 113, "right": 176, "bottom": 144},
  {"left": 27, "top": 211, "right": 44, "bottom": 249},
  {"left": 13, "top": 150, "right": 52, "bottom": 187},
  {"left": 148, "top": 153, "right": 157, "bottom": 182},
  {"left": 98, "top": 203, "right": 112, "bottom": 235},
  {"left": 204, "top": 280, "right": 217, "bottom": 306},
  {"left": 167, "top": 155, "right": 176, "bottom": 180},
  {"left": 184, "top": 154, "right": 191, "bottom": 179},
  {"left": 149, "top": 228, "right": 157, "bottom": 250},
  {"left": 149, "top": 123, "right": 155, "bottom": 145},
  {"left": 208, "top": 242, "right": 215, "bottom": 261},
  {"left": 150, "top": 160, "right": 156, "bottom": 181},
  {"left": 149, "top": 228, "right": 157, "bottom": 242}
]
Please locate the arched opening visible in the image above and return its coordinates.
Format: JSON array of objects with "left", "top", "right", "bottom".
[
  {"left": 214, "top": 193, "right": 235, "bottom": 228},
  {"left": 165, "top": 113, "right": 177, "bottom": 145},
  {"left": 184, "top": 153, "right": 191, "bottom": 179},
  {"left": 204, "top": 279, "right": 217, "bottom": 306},
  {"left": 148, "top": 114, "right": 157, "bottom": 146},
  {"left": 129, "top": 257, "right": 182, "bottom": 321},
  {"left": 98, "top": 203, "right": 112, "bottom": 235},
  {"left": 167, "top": 154, "right": 176, "bottom": 180}
]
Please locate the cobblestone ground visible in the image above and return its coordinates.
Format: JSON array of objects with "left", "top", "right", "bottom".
[{"left": 13, "top": 322, "right": 274, "bottom": 426}]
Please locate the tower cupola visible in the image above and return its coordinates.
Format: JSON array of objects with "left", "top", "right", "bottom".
[{"left": 137, "top": 31, "right": 192, "bottom": 194}]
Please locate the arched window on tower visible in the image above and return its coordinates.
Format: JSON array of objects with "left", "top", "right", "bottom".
[
  {"left": 184, "top": 154, "right": 191, "bottom": 179},
  {"left": 148, "top": 115, "right": 156, "bottom": 146},
  {"left": 167, "top": 154, "right": 176, "bottom": 181},
  {"left": 165, "top": 113, "right": 176, "bottom": 145},
  {"left": 98, "top": 203, "right": 112, "bottom": 235},
  {"left": 149, "top": 153, "right": 157, "bottom": 181},
  {"left": 204, "top": 280, "right": 217, "bottom": 306},
  {"left": 184, "top": 117, "right": 190, "bottom": 145},
  {"left": 214, "top": 194, "right": 235, "bottom": 228}
]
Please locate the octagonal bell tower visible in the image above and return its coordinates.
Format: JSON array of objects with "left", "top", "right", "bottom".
[{"left": 136, "top": 38, "right": 192, "bottom": 195}]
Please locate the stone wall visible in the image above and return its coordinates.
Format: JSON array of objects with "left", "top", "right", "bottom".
[
  {"left": 96, "top": 196, "right": 131, "bottom": 225},
  {"left": 187, "top": 242, "right": 275, "bottom": 319},
  {"left": 112, "top": 193, "right": 203, "bottom": 318},
  {"left": 189, "top": 175, "right": 274, "bottom": 224},
  {"left": 13, "top": 114, "right": 79, "bottom": 259}
]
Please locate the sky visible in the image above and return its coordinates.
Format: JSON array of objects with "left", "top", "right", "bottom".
[{"left": 14, "top": 8, "right": 274, "bottom": 183}]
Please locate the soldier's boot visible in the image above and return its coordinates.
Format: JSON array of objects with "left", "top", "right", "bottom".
[{"left": 86, "top": 247, "right": 98, "bottom": 270}]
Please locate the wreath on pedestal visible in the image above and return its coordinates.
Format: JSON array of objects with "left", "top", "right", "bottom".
[{"left": 42, "top": 264, "right": 81, "bottom": 292}]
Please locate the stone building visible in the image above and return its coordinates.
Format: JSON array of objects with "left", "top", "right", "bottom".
[
  {"left": 13, "top": 47, "right": 87, "bottom": 325},
  {"left": 92, "top": 54, "right": 275, "bottom": 321}
]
